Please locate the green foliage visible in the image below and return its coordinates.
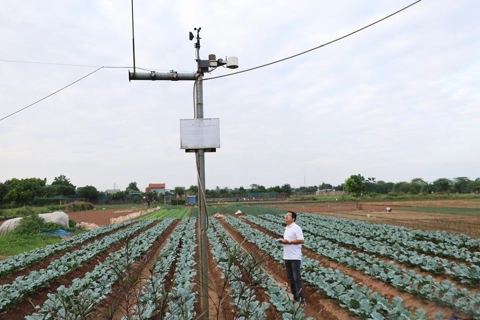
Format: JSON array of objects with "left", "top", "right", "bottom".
[
  {"left": 187, "top": 185, "right": 198, "bottom": 194},
  {"left": 12, "top": 206, "right": 36, "bottom": 217},
  {"left": 64, "top": 201, "right": 94, "bottom": 212},
  {"left": 171, "top": 199, "right": 186, "bottom": 205},
  {"left": 1, "top": 177, "right": 46, "bottom": 206},
  {"left": 13, "top": 215, "right": 50, "bottom": 236},
  {"left": 51, "top": 175, "right": 76, "bottom": 196},
  {"left": 344, "top": 174, "right": 366, "bottom": 198},
  {"left": 433, "top": 178, "right": 451, "bottom": 193},
  {"left": 0, "top": 233, "right": 61, "bottom": 256},
  {"left": 174, "top": 186, "right": 185, "bottom": 197},
  {"left": 77, "top": 185, "right": 100, "bottom": 201},
  {"left": 31, "top": 197, "right": 69, "bottom": 207},
  {"left": 69, "top": 219, "right": 77, "bottom": 228},
  {"left": 139, "top": 207, "right": 192, "bottom": 220},
  {"left": 126, "top": 181, "right": 140, "bottom": 192},
  {"left": 0, "top": 202, "right": 93, "bottom": 219}
]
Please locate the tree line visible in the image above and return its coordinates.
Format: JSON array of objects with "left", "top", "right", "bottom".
[{"left": 1, "top": 174, "right": 479, "bottom": 208}]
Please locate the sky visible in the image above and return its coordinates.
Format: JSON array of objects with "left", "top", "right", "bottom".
[{"left": 1, "top": 0, "right": 479, "bottom": 192}]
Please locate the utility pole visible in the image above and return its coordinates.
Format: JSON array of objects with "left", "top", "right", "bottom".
[{"left": 128, "top": 28, "right": 238, "bottom": 319}]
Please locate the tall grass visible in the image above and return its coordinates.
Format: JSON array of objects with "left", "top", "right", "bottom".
[{"left": 0, "top": 201, "right": 95, "bottom": 219}]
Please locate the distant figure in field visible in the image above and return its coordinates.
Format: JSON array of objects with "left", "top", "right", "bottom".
[{"left": 279, "top": 211, "right": 306, "bottom": 306}]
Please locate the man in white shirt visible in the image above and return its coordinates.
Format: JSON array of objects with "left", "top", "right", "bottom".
[{"left": 279, "top": 211, "right": 305, "bottom": 306}]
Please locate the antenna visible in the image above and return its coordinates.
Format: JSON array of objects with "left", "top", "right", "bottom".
[{"left": 131, "top": 0, "right": 136, "bottom": 74}]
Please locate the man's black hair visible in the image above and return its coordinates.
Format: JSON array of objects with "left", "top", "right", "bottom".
[{"left": 287, "top": 211, "right": 297, "bottom": 221}]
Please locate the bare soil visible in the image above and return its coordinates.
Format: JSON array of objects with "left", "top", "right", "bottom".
[{"left": 67, "top": 208, "right": 141, "bottom": 226}]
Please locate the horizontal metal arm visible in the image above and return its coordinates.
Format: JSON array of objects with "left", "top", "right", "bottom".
[{"left": 129, "top": 70, "right": 198, "bottom": 81}]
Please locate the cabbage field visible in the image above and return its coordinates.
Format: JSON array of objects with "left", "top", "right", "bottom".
[{"left": 0, "top": 209, "right": 479, "bottom": 319}]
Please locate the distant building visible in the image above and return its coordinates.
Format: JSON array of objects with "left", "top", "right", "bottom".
[
  {"left": 146, "top": 183, "right": 166, "bottom": 195},
  {"left": 105, "top": 189, "right": 121, "bottom": 195}
]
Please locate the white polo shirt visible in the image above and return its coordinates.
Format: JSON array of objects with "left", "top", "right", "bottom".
[{"left": 283, "top": 222, "right": 304, "bottom": 260}]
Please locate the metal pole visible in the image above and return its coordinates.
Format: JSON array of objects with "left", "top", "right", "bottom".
[{"left": 196, "top": 74, "right": 209, "bottom": 319}]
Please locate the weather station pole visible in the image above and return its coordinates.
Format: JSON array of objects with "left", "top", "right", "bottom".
[
  {"left": 128, "top": 26, "right": 238, "bottom": 319},
  {"left": 193, "top": 31, "right": 209, "bottom": 318}
]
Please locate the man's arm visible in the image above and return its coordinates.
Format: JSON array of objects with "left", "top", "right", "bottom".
[{"left": 281, "top": 239, "right": 304, "bottom": 244}]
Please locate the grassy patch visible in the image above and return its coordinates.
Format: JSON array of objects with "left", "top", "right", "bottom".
[
  {"left": 399, "top": 207, "right": 480, "bottom": 215},
  {"left": 0, "top": 234, "right": 62, "bottom": 256},
  {"left": 139, "top": 206, "right": 193, "bottom": 220},
  {"left": 0, "top": 201, "right": 95, "bottom": 219},
  {"left": 0, "top": 216, "right": 85, "bottom": 257}
]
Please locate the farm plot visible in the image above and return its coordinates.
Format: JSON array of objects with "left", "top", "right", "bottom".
[
  {"left": 139, "top": 207, "right": 192, "bottom": 220},
  {"left": 238, "top": 213, "right": 480, "bottom": 319},
  {"left": 1, "top": 212, "right": 480, "bottom": 319}
]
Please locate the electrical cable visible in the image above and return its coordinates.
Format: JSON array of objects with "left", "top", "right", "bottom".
[
  {"left": 0, "top": 67, "right": 103, "bottom": 122},
  {"left": 203, "top": 0, "right": 421, "bottom": 81},
  {"left": 1, "top": 0, "right": 420, "bottom": 122},
  {"left": 0, "top": 59, "right": 180, "bottom": 73}
]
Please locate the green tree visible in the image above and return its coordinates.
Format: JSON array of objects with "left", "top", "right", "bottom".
[
  {"left": 2, "top": 178, "right": 46, "bottom": 206},
  {"left": 268, "top": 185, "right": 282, "bottom": 193},
  {"left": 392, "top": 181, "right": 411, "bottom": 194},
  {"left": 281, "top": 184, "right": 293, "bottom": 196},
  {"left": 0, "top": 182, "right": 8, "bottom": 203},
  {"left": 365, "top": 177, "right": 376, "bottom": 194},
  {"left": 319, "top": 182, "right": 333, "bottom": 190},
  {"left": 77, "top": 185, "right": 100, "bottom": 202},
  {"left": 420, "top": 182, "right": 434, "bottom": 194},
  {"left": 468, "top": 178, "right": 480, "bottom": 194},
  {"left": 51, "top": 175, "right": 76, "bottom": 196},
  {"left": 375, "top": 180, "right": 394, "bottom": 194},
  {"left": 174, "top": 187, "right": 185, "bottom": 197},
  {"left": 187, "top": 185, "right": 198, "bottom": 195},
  {"left": 452, "top": 177, "right": 471, "bottom": 194},
  {"left": 344, "top": 174, "right": 366, "bottom": 208},
  {"left": 249, "top": 184, "right": 266, "bottom": 193},
  {"left": 410, "top": 178, "right": 427, "bottom": 194},
  {"left": 237, "top": 186, "right": 247, "bottom": 197},
  {"left": 433, "top": 178, "right": 451, "bottom": 193},
  {"left": 126, "top": 181, "right": 140, "bottom": 193}
]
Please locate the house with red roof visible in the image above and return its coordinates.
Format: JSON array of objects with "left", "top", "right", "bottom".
[{"left": 145, "top": 183, "right": 166, "bottom": 195}]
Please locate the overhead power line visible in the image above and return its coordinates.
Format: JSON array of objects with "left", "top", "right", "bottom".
[
  {"left": 0, "top": 59, "right": 184, "bottom": 73},
  {"left": 0, "top": 0, "right": 421, "bottom": 121},
  {"left": 204, "top": 0, "right": 422, "bottom": 81},
  {"left": 0, "top": 67, "right": 103, "bottom": 122}
]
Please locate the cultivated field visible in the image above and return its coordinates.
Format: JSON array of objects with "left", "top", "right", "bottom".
[{"left": 0, "top": 200, "right": 479, "bottom": 319}]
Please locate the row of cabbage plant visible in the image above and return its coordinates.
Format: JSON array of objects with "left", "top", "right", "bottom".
[
  {"left": 296, "top": 214, "right": 480, "bottom": 263},
  {"left": 127, "top": 218, "right": 189, "bottom": 319},
  {"left": 0, "top": 220, "right": 136, "bottom": 278},
  {"left": 26, "top": 219, "right": 174, "bottom": 320},
  {"left": 223, "top": 216, "right": 431, "bottom": 320},
  {"left": 209, "top": 218, "right": 310, "bottom": 320},
  {"left": 0, "top": 220, "right": 155, "bottom": 312},
  {"left": 164, "top": 217, "right": 198, "bottom": 319},
  {"left": 286, "top": 214, "right": 480, "bottom": 285},
  {"left": 247, "top": 215, "right": 480, "bottom": 319}
]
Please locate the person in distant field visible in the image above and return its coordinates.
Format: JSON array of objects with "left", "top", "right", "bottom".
[
  {"left": 147, "top": 199, "right": 151, "bottom": 208},
  {"left": 279, "top": 211, "right": 306, "bottom": 306}
]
